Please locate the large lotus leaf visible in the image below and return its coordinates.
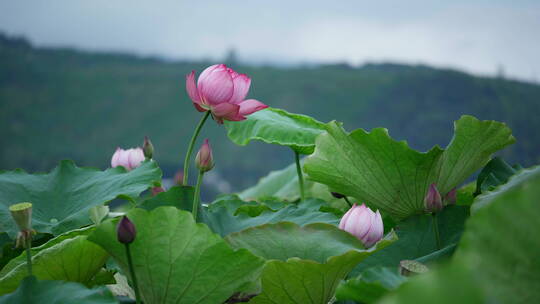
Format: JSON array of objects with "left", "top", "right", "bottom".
[
  {"left": 0, "top": 276, "right": 117, "bottom": 304},
  {"left": 247, "top": 233, "right": 396, "bottom": 304},
  {"left": 0, "top": 227, "right": 108, "bottom": 295},
  {"left": 203, "top": 198, "right": 339, "bottom": 237},
  {"left": 226, "top": 222, "right": 371, "bottom": 262},
  {"left": 88, "top": 207, "right": 265, "bottom": 304},
  {"left": 351, "top": 205, "right": 468, "bottom": 275},
  {"left": 454, "top": 166, "right": 540, "bottom": 303},
  {"left": 224, "top": 107, "right": 326, "bottom": 154},
  {"left": 0, "top": 160, "right": 161, "bottom": 237},
  {"left": 336, "top": 267, "right": 407, "bottom": 304},
  {"left": 304, "top": 115, "right": 514, "bottom": 220}
]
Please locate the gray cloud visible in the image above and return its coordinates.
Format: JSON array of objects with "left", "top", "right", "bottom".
[{"left": 1, "top": 0, "right": 539, "bottom": 81}]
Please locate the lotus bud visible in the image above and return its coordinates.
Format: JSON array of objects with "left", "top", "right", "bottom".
[
  {"left": 399, "top": 260, "right": 429, "bottom": 276},
  {"left": 195, "top": 139, "right": 214, "bottom": 172},
  {"left": 424, "top": 183, "right": 443, "bottom": 213},
  {"left": 117, "top": 216, "right": 136, "bottom": 244},
  {"left": 143, "top": 136, "right": 154, "bottom": 159},
  {"left": 9, "top": 202, "right": 35, "bottom": 248},
  {"left": 111, "top": 147, "right": 145, "bottom": 171},
  {"left": 339, "top": 203, "right": 384, "bottom": 248},
  {"left": 444, "top": 188, "right": 457, "bottom": 205},
  {"left": 174, "top": 170, "right": 184, "bottom": 185},
  {"left": 331, "top": 192, "right": 346, "bottom": 199},
  {"left": 151, "top": 186, "right": 165, "bottom": 196}
]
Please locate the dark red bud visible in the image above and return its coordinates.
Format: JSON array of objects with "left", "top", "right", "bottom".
[{"left": 117, "top": 216, "right": 136, "bottom": 244}]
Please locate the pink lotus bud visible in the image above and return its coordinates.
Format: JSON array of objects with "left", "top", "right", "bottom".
[
  {"left": 151, "top": 186, "right": 165, "bottom": 196},
  {"left": 339, "top": 203, "right": 384, "bottom": 248},
  {"left": 424, "top": 183, "right": 443, "bottom": 213},
  {"left": 174, "top": 170, "right": 184, "bottom": 185},
  {"left": 143, "top": 136, "right": 154, "bottom": 159},
  {"left": 444, "top": 188, "right": 457, "bottom": 205},
  {"left": 111, "top": 147, "right": 145, "bottom": 171},
  {"left": 117, "top": 216, "right": 136, "bottom": 244},
  {"left": 195, "top": 139, "right": 214, "bottom": 172},
  {"left": 186, "top": 64, "right": 268, "bottom": 124}
]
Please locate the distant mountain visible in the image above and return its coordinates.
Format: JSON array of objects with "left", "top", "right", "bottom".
[{"left": 1, "top": 33, "right": 539, "bottom": 193}]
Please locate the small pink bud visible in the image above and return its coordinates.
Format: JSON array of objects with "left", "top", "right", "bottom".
[
  {"left": 425, "top": 183, "right": 443, "bottom": 213},
  {"left": 174, "top": 170, "right": 184, "bottom": 185},
  {"left": 195, "top": 139, "right": 214, "bottom": 172},
  {"left": 111, "top": 147, "right": 145, "bottom": 171},
  {"left": 339, "top": 203, "right": 384, "bottom": 248},
  {"left": 117, "top": 216, "right": 136, "bottom": 244},
  {"left": 151, "top": 186, "right": 165, "bottom": 196},
  {"left": 143, "top": 136, "right": 154, "bottom": 159},
  {"left": 444, "top": 188, "right": 457, "bottom": 205}
]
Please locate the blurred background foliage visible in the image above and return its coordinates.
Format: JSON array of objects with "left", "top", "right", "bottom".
[{"left": 1, "top": 33, "right": 539, "bottom": 193}]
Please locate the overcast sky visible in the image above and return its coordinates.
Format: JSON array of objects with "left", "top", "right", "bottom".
[{"left": 1, "top": 0, "right": 539, "bottom": 81}]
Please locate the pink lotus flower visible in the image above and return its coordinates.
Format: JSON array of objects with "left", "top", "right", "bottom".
[
  {"left": 186, "top": 64, "right": 268, "bottom": 124},
  {"left": 339, "top": 203, "right": 384, "bottom": 248},
  {"left": 111, "top": 147, "right": 145, "bottom": 171}
]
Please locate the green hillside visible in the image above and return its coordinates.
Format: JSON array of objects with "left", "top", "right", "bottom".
[{"left": 1, "top": 33, "right": 539, "bottom": 190}]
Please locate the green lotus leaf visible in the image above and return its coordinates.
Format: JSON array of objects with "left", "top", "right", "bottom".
[
  {"left": 304, "top": 115, "right": 514, "bottom": 220},
  {"left": 203, "top": 198, "right": 339, "bottom": 237},
  {"left": 0, "top": 160, "right": 162, "bottom": 237},
  {"left": 336, "top": 267, "right": 407, "bottom": 303},
  {"left": 226, "top": 222, "right": 396, "bottom": 304},
  {"left": 224, "top": 107, "right": 327, "bottom": 154},
  {"left": 455, "top": 166, "right": 540, "bottom": 303},
  {"left": 0, "top": 276, "right": 117, "bottom": 304}
]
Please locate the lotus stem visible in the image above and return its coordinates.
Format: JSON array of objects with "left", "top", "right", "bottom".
[
  {"left": 294, "top": 150, "right": 305, "bottom": 202},
  {"left": 343, "top": 196, "right": 353, "bottom": 208},
  {"left": 192, "top": 170, "right": 204, "bottom": 221},
  {"left": 25, "top": 238, "right": 32, "bottom": 276},
  {"left": 124, "top": 244, "right": 141, "bottom": 304},
  {"left": 432, "top": 213, "right": 441, "bottom": 250},
  {"left": 183, "top": 111, "right": 211, "bottom": 185}
]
